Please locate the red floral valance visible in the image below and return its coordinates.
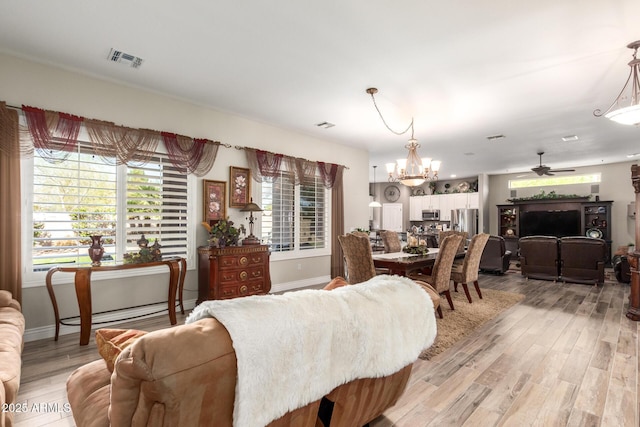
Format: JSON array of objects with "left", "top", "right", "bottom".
[
  {"left": 245, "top": 148, "right": 343, "bottom": 189},
  {"left": 19, "top": 105, "right": 220, "bottom": 176}
]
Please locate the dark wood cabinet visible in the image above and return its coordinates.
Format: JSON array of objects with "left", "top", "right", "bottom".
[
  {"left": 582, "top": 201, "right": 613, "bottom": 265},
  {"left": 496, "top": 199, "right": 613, "bottom": 265},
  {"left": 497, "top": 205, "right": 519, "bottom": 237},
  {"left": 197, "top": 245, "right": 271, "bottom": 303}
]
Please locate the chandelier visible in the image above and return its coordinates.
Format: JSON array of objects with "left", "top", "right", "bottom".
[
  {"left": 366, "top": 88, "right": 441, "bottom": 187},
  {"left": 594, "top": 40, "right": 640, "bottom": 125}
]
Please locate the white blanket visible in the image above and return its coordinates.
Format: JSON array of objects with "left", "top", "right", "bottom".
[{"left": 186, "top": 274, "right": 436, "bottom": 427}]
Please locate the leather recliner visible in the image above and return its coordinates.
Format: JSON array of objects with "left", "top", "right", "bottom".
[
  {"left": 559, "top": 236, "right": 606, "bottom": 285},
  {"left": 479, "top": 235, "right": 512, "bottom": 274},
  {"left": 519, "top": 236, "right": 560, "bottom": 281}
]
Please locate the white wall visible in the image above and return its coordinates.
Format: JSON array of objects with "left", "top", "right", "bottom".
[
  {"left": 0, "top": 53, "right": 370, "bottom": 333},
  {"left": 487, "top": 161, "right": 636, "bottom": 251}
]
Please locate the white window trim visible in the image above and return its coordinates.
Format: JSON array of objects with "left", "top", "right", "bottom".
[
  {"left": 261, "top": 182, "right": 332, "bottom": 262},
  {"left": 20, "top": 155, "right": 197, "bottom": 289}
]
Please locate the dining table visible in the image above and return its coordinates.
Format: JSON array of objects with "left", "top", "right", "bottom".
[{"left": 372, "top": 248, "right": 465, "bottom": 277}]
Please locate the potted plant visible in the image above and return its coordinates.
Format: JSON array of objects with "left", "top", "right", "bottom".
[{"left": 202, "top": 218, "right": 246, "bottom": 248}]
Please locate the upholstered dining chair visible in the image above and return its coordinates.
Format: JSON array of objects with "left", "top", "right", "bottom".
[
  {"left": 450, "top": 233, "right": 490, "bottom": 303},
  {"left": 337, "top": 233, "right": 377, "bottom": 284},
  {"left": 380, "top": 230, "right": 402, "bottom": 253},
  {"left": 408, "top": 234, "right": 463, "bottom": 316},
  {"left": 438, "top": 230, "right": 467, "bottom": 253}
]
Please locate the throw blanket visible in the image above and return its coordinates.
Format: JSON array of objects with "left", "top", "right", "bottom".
[{"left": 186, "top": 275, "right": 436, "bottom": 427}]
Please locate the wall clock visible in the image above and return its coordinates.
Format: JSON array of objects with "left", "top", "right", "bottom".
[{"left": 384, "top": 185, "right": 401, "bottom": 202}]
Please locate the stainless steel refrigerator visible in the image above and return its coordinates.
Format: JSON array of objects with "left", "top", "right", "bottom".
[{"left": 451, "top": 209, "right": 478, "bottom": 238}]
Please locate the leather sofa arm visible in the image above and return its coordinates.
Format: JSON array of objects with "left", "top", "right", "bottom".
[
  {"left": 0, "top": 290, "right": 20, "bottom": 311},
  {"left": 109, "top": 318, "right": 238, "bottom": 426}
]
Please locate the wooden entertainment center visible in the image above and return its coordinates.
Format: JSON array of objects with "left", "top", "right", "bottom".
[{"left": 497, "top": 199, "right": 613, "bottom": 264}]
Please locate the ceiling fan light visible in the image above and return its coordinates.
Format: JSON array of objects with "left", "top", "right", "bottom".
[
  {"left": 605, "top": 104, "right": 640, "bottom": 125},
  {"left": 368, "top": 200, "right": 382, "bottom": 208}
]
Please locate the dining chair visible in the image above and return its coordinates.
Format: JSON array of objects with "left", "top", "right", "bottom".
[
  {"left": 450, "top": 233, "right": 490, "bottom": 303},
  {"left": 408, "top": 234, "right": 463, "bottom": 316},
  {"left": 438, "top": 230, "right": 467, "bottom": 253},
  {"left": 337, "top": 233, "right": 377, "bottom": 284},
  {"left": 380, "top": 230, "right": 402, "bottom": 253}
]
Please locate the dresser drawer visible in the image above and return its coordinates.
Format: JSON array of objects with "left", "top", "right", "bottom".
[
  {"left": 218, "top": 253, "right": 266, "bottom": 270},
  {"left": 219, "top": 280, "right": 265, "bottom": 299},
  {"left": 219, "top": 266, "right": 265, "bottom": 284}
]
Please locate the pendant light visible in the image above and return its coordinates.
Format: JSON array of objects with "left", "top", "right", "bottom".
[
  {"left": 369, "top": 166, "right": 382, "bottom": 208},
  {"left": 594, "top": 40, "right": 640, "bottom": 125},
  {"left": 366, "top": 87, "right": 441, "bottom": 186}
]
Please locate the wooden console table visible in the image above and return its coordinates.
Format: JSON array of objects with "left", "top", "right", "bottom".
[{"left": 45, "top": 258, "right": 186, "bottom": 345}]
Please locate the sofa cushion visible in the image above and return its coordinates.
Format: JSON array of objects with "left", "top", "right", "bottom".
[{"left": 95, "top": 329, "right": 147, "bottom": 372}]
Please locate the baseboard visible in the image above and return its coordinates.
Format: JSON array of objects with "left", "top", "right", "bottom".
[{"left": 24, "top": 299, "right": 198, "bottom": 343}]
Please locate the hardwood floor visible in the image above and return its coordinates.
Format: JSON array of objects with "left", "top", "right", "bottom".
[{"left": 14, "top": 271, "right": 639, "bottom": 426}]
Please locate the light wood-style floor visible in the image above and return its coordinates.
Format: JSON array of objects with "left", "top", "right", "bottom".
[{"left": 13, "top": 271, "right": 639, "bottom": 426}]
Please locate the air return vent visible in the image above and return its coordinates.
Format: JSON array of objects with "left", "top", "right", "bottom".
[{"left": 107, "top": 48, "right": 144, "bottom": 69}]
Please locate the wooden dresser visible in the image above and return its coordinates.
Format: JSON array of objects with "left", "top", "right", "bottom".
[{"left": 197, "top": 245, "right": 271, "bottom": 302}]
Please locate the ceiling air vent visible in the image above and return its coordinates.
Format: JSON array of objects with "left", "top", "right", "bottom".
[
  {"left": 316, "top": 121, "right": 335, "bottom": 129},
  {"left": 107, "top": 48, "right": 144, "bottom": 69}
]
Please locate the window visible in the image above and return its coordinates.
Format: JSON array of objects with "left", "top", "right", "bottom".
[
  {"left": 23, "top": 140, "right": 193, "bottom": 283},
  {"left": 508, "top": 173, "right": 601, "bottom": 189},
  {"left": 261, "top": 172, "right": 330, "bottom": 257}
]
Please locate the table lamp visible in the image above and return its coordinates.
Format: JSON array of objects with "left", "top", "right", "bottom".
[{"left": 240, "top": 198, "right": 263, "bottom": 245}]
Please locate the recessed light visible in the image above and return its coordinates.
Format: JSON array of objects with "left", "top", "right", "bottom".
[
  {"left": 316, "top": 121, "right": 335, "bottom": 129},
  {"left": 562, "top": 135, "right": 578, "bottom": 141},
  {"left": 486, "top": 134, "right": 505, "bottom": 141},
  {"left": 450, "top": 174, "right": 457, "bottom": 178},
  {"left": 627, "top": 153, "right": 640, "bottom": 158},
  {"left": 463, "top": 152, "right": 475, "bottom": 156}
]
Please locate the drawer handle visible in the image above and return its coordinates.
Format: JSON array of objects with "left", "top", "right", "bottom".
[
  {"left": 252, "top": 271, "right": 262, "bottom": 277},
  {"left": 252, "top": 284, "right": 262, "bottom": 291},
  {"left": 239, "top": 271, "right": 248, "bottom": 280},
  {"left": 222, "top": 259, "right": 235, "bottom": 266},
  {"left": 239, "top": 285, "right": 248, "bottom": 294},
  {"left": 222, "top": 274, "right": 235, "bottom": 281},
  {"left": 239, "top": 256, "right": 249, "bottom": 266},
  {"left": 251, "top": 256, "right": 262, "bottom": 263},
  {"left": 223, "top": 289, "right": 235, "bottom": 296}
]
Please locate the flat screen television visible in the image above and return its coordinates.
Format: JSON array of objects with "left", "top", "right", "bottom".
[{"left": 520, "top": 210, "right": 581, "bottom": 238}]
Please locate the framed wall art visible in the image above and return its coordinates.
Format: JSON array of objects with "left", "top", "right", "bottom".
[
  {"left": 229, "top": 166, "right": 251, "bottom": 208},
  {"left": 203, "top": 180, "right": 226, "bottom": 222}
]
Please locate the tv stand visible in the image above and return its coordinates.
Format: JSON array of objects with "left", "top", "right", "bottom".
[{"left": 497, "top": 199, "right": 612, "bottom": 265}]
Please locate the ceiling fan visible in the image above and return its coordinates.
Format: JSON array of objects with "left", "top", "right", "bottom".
[{"left": 531, "top": 151, "right": 575, "bottom": 176}]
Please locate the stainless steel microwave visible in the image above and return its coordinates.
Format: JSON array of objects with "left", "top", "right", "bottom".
[{"left": 422, "top": 210, "right": 440, "bottom": 221}]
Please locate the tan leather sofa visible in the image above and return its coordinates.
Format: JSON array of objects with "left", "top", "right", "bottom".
[
  {"left": 0, "top": 290, "right": 25, "bottom": 427},
  {"left": 67, "top": 278, "right": 429, "bottom": 426}
]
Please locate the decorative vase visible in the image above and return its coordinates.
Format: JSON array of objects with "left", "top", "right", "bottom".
[{"left": 88, "top": 235, "right": 104, "bottom": 266}]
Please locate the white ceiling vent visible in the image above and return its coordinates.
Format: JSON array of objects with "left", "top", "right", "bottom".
[{"left": 107, "top": 48, "right": 144, "bottom": 69}]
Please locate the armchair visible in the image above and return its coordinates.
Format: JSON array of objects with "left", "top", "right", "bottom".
[
  {"left": 479, "top": 235, "right": 512, "bottom": 274},
  {"left": 519, "top": 236, "right": 560, "bottom": 281},
  {"left": 559, "top": 236, "right": 606, "bottom": 285}
]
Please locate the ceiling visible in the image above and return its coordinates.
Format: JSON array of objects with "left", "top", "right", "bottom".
[{"left": 1, "top": 1, "right": 639, "bottom": 181}]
